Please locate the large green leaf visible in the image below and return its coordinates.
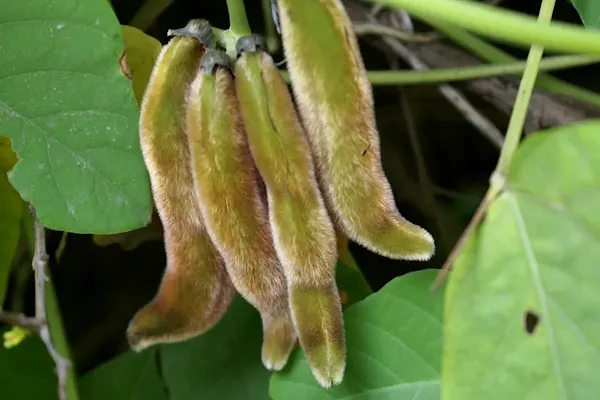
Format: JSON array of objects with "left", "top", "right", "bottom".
[
  {"left": 270, "top": 269, "right": 443, "bottom": 400},
  {"left": 0, "top": 331, "right": 56, "bottom": 399},
  {"left": 443, "top": 120, "right": 600, "bottom": 399},
  {"left": 571, "top": 0, "right": 600, "bottom": 28},
  {"left": 80, "top": 348, "right": 167, "bottom": 400},
  {"left": 0, "top": 0, "right": 151, "bottom": 233},
  {"left": 0, "top": 137, "right": 23, "bottom": 305}
]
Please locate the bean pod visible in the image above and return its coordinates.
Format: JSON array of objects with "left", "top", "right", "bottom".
[
  {"left": 186, "top": 49, "right": 296, "bottom": 371},
  {"left": 235, "top": 36, "right": 345, "bottom": 388},
  {"left": 276, "top": 0, "right": 435, "bottom": 260},
  {"left": 127, "top": 21, "right": 235, "bottom": 351}
]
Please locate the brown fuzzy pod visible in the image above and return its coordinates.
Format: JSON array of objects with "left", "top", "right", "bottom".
[
  {"left": 127, "top": 24, "right": 235, "bottom": 351},
  {"left": 235, "top": 43, "right": 345, "bottom": 388},
  {"left": 276, "top": 0, "right": 435, "bottom": 260},
  {"left": 186, "top": 50, "right": 296, "bottom": 371}
]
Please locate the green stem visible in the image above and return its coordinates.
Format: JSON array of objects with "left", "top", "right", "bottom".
[
  {"left": 429, "top": 22, "right": 600, "bottom": 109},
  {"left": 226, "top": 0, "right": 252, "bottom": 36},
  {"left": 495, "top": 0, "right": 555, "bottom": 177},
  {"left": 433, "top": 0, "right": 557, "bottom": 289},
  {"left": 277, "top": 54, "right": 599, "bottom": 85},
  {"left": 261, "top": 0, "right": 280, "bottom": 53},
  {"left": 46, "top": 277, "right": 79, "bottom": 400},
  {"left": 26, "top": 215, "right": 78, "bottom": 399},
  {"left": 365, "top": 54, "right": 599, "bottom": 85},
  {"left": 364, "top": 0, "right": 600, "bottom": 55},
  {"left": 212, "top": 27, "right": 238, "bottom": 61}
]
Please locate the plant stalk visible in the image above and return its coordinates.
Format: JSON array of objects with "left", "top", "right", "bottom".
[
  {"left": 364, "top": 0, "right": 600, "bottom": 55},
  {"left": 428, "top": 21, "right": 600, "bottom": 109},
  {"left": 226, "top": 0, "right": 252, "bottom": 36},
  {"left": 495, "top": 0, "right": 555, "bottom": 176},
  {"left": 261, "top": 0, "right": 280, "bottom": 53},
  {"left": 432, "top": 0, "right": 557, "bottom": 289},
  {"left": 365, "top": 54, "right": 598, "bottom": 85},
  {"left": 278, "top": 54, "right": 599, "bottom": 85}
]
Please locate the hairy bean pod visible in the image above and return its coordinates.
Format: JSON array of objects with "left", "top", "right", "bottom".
[
  {"left": 276, "top": 0, "right": 435, "bottom": 260},
  {"left": 235, "top": 37, "right": 345, "bottom": 388},
  {"left": 127, "top": 22, "right": 235, "bottom": 351},
  {"left": 186, "top": 50, "right": 296, "bottom": 370}
]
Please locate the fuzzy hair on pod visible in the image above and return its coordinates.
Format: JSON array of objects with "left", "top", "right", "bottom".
[
  {"left": 235, "top": 46, "right": 345, "bottom": 388},
  {"left": 185, "top": 51, "right": 296, "bottom": 371},
  {"left": 127, "top": 29, "right": 235, "bottom": 351},
  {"left": 276, "top": 0, "right": 435, "bottom": 260}
]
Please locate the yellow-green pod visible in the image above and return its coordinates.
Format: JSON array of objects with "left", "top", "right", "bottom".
[
  {"left": 186, "top": 50, "right": 296, "bottom": 371},
  {"left": 235, "top": 37, "right": 345, "bottom": 388},
  {"left": 276, "top": 0, "right": 435, "bottom": 260},
  {"left": 127, "top": 21, "right": 235, "bottom": 351}
]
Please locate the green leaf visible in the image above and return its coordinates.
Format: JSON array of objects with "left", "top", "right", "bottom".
[
  {"left": 0, "top": 0, "right": 151, "bottom": 234},
  {"left": 160, "top": 296, "right": 270, "bottom": 400},
  {"left": 571, "top": 0, "right": 600, "bottom": 28},
  {"left": 270, "top": 269, "right": 443, "bottom": 400},
  {"left": 0, "top": 331, "right": 56, "bottom": 399},
  {"left": 80, "top": 348, "right": 167, "bottom": 400},
  {"left": 0, "top": 137, "right": 23, "bottom": 305},
  {"left": 121, "top": 26, "right": 162, "bottom": 105},
  {"left": 443, "top": 120, "right": 600, "bottom": 399}
]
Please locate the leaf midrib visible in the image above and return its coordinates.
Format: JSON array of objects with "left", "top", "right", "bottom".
[{"left": 508, "top": 191, "right": 568, "bottom": 399}]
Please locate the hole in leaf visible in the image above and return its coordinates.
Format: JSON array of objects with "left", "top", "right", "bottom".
[{"left": 524, "top": 310, "right": 540, "bottom": 334}]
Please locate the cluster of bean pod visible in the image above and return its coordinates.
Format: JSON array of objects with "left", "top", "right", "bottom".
[{"left": 127, "top": 0, "right": 434, "bottom": 388}]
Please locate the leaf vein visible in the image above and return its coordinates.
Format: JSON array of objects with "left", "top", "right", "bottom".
[{"left": 508, "top": 192, "right": 568, "bottom": 400}]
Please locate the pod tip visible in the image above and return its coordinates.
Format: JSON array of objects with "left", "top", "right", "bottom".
[
  {"left": 126, "top": 306, "right": 164, "bottom": 352},
  {"left": 350, "top": 221, "right": 436, "bottom": 261},
  {"left": 308, "top": 345, "right": 346, "bottom": 388},
  {"left": 126, "top": 301, "right": 203, "bottom": 352},
  {"left": 396, "top": 227, "right": 436, "bottom": 261},
  {"left": 261, "top": 312, "right": 297, "bottom": 371},
  {"left": 289, "top": 284, "right": 346, "bottom": 388},
  {"left": 262, "top": 352, "right": 289, "bottom": 372}
]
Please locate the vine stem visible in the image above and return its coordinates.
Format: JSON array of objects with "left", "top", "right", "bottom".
[
  {"left": 0, "top": 210, "right": 79, "bottom": 399},
  {"left": 354, "top": 18, "right": 600, "bottom": 106},
  {"left": 352, "top": 55, "right": 598, "bottom": 85},
  {"left": 431, "top": 0, "right": 556, "bottom": 290},
  {"left": 226, "top": 0, "right": 252, "bottom": 37},
  {"left": 495, "top": 0, "right": 555, "bottom": 175},
  {"left": 365, "top": 0, "right": 600, "bottom": 55},
  {"left": 277, "top": 54, "right": 600, "bottom": 86},
  {"left": 261, "top": 0, "right": 280, "bottom": 52},
  {"left": 427, "top": 21, "right": 600, "bottom": 110}
]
